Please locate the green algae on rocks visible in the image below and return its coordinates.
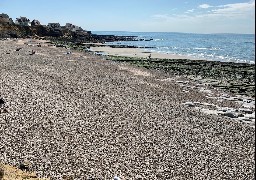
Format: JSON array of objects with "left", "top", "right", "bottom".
[{"left": 106, "top": 56, "right": 255, "bottom": 98}]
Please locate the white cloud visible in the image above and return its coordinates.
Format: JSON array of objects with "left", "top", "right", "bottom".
[
  {"left": 199, "top": 4, "right": 211, "bottom": 9},
  {"left": 150, "top": 1, "right": 255, "bottom": 33},
  {"left": 211, "top": 1, "right": 255, "bottom": 17},
  {"left": 154, "top": 1, "right": 255, "bottom": 20},
  {"left": 185, "top": 9, "right": 195, "bottom": 13}
]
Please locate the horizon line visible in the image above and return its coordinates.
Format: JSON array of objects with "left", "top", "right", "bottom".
[{"left": 92, "top": 30, "right": 255, "bottom": 35}]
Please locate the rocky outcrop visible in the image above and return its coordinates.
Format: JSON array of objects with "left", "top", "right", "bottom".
[
  {"left": 0, "top": 13, "right": 142, "bottom": 43},
  {"left": 0, "top": 23, "right": 67, "bottom": 38},
  {"left": 0, "top": 13, "right": 13, "bottom": 24},
  {"left": 0, "top": 22, "right": 138, "bottom": 43},
  {"left": 15, "top": 17, "right": 30, "bottom": 26},
  {"left": 0, "top": 24, "right": 32, "bottom": 38},
  {"left": 106, "top": 56, "right": 255, "bottom": 97},
  {"left": 31, "top": 20, "right": 41, "bottom": 26}
]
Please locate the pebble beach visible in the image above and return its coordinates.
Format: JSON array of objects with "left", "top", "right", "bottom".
[{"left": 0, "top": 39, "right": 255, "bottom": 179}]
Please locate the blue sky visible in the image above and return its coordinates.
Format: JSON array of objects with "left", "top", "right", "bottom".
[{"left": 1, "top": 0, "right": 255, "bottom": 34}]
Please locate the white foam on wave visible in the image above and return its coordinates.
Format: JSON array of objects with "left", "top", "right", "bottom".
[
  {"left": 154, "top": 39, "right": 163, "bottom": 41},
  {"left": 103, "top": 32, "right": 254, "bottom": 64},
  {"left": 194, "top": 47, "right": 208, "bottom": 50}
]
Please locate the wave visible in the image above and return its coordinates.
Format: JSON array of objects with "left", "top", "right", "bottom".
[{"left": 101, "top": 32, "right": 254, "bottom": 64}]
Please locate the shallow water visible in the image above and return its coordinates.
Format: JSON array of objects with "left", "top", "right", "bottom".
[{"left": 93, "top": 31, "right": 255, "bottom": 64}]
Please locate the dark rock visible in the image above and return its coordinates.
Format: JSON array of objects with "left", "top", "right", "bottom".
[
  {"left": 29, "top": 50, "right": 35, "bottom": 55},
  {"left": 107, "top": 56, "right": 254, "bottom": 97},
  {"left": 0, "top": 98, "right": 4, "bottom": 106},
  {"left": 19, "top": 162, "right": 31, "bottom": 171},
  {"left": 31, "top": 19, "right": 41, "bottom": 26},
  {"left": 222, "top": 112, "right": 238, "bottom": 118}
]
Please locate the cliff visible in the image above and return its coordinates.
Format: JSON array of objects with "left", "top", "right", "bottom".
[
  {"left": 0, "top": 24, "right": 32, "bottom": 38},
  {"left": 0, "top": 24, "right": 81, "bottom": 39},
  {"left": 0, "top": 23, "right": 138, "bottom": 43}
]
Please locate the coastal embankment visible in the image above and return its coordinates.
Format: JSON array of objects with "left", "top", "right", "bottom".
[{"left": 0, "top": 39, "right": 255, "bottom": 179}]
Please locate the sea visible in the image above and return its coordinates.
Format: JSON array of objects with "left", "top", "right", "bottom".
[{"left": 93, "top": 31, "right": 255, "bottom": 64}]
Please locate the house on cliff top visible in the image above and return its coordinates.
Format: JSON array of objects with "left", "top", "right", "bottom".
[
  {"left": 65, "top": 23, "right": 83, "bottom": 32},
  {"left": 15, "top": 17, "right": 30, "bottom": 26},
  {"left": 0, "top": 13, "right": 14, "bottom": 24},
  {"left": 64, "top": 23, "right": 91, "bottom": 35},
  {"left": 31, "top": 20, "right": 41, "bottom": 26},
  {"left": 48, "top": 23, "right": 61, "bottom": 29}
]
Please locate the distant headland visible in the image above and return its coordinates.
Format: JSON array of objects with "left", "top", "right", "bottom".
[{"left": 0, "top": 13, "right": 138, "bottom": 43}]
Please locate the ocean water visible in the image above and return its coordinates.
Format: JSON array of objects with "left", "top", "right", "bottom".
[{"left": 93, "top": 31, "right": 255, "bottom": 64}]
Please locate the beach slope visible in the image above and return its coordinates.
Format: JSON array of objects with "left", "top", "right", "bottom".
[{"left": 0, "top": 39, "right": 255, "bottom": 179}]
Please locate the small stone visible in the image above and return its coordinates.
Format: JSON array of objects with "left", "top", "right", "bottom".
[
  {"left": 194, "top": 102, "right": 201, "bottom": 105},
  {"left": 19, "top": 161, "right": 31, "bottom": 171},
  {"left": 0, "top": 99, "right": 5, "bottom": 109},
  {"left": 238, "top": 108, "right": 253, "bottom": 114},
  {"left": 0, "top": 98, "right": 4, "bottom": 105},
  {"left": 222, "top": 112, "right": 238, "bottom": 118},
  {"left": 114, "top": 176, "right": 120, "bottom": 180},
  {"left": 183, "top": 102, "right": 195, "bottom": 107},
  {"left": 244, "top": 113, "right": 255, "bottom": 119},
  {"left": 182, "top": 90, "right": 189, "bottom": 93},
  {"left": 218, "top": 107, "right": 236, "bottom": 112},
  {"left": 237, "top": 117, "right": 252, "bottom": 122},
  {"left": 135, "top": 175, "right": 143, "bottom": 179}
]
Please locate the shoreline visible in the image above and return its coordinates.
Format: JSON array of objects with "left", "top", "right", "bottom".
[
  {"left": 105, "top": 55, "right": 255, "bottom": 97},
  {"left": 89, "top": 43, "right": 255, "bottom": 64},
  {"left": 92, "top": 32, "right": 255, "bottom": 65},
  {"left": 0, "top": 38, "right": 255, "bottom": 179},
  {"left": 46, "top": 38, "right": 255, "bottom": 64},
  {"left": 87, "top": 43, "right": 255, "bottom": 98},
  {"left": 6, "top": 38, "right": 255, "bottom": 113},
  {"left": 90, "top": 45, "right": 196, "bottom": 60}
]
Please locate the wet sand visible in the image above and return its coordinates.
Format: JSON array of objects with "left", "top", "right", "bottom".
[{"left": 90, "top": 45, "right": 195, "bottom": 59}]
